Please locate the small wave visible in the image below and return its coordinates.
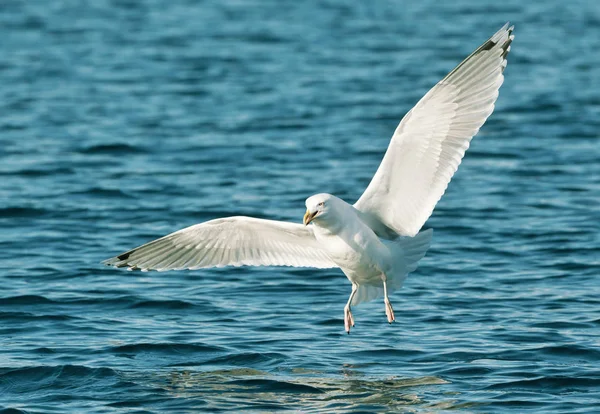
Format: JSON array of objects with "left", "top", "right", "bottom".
[
  {"left": 70, "top": 187, "right": 134, "bottom": 199},
  {"left": 130, "top": 299, "right": 195, "bottom": 310},
  {"left": 0, "top": 408, "right": 29, "bottom": 414},
  {"left": 63, "top": 295, "right": 142, "bottom": 307},
  {"left": 416, "top": 350, "right": 489, "bottom": 363},
  {"left": 537, "top": 344, "right": 600, "bottom": 361},
  {"left": 0, "top": 365, "right": 119, "bottom": 394},
  {"left": 78, "top": 143, "right": 147, "bottom": 155},
  {"left": 316, "top": 318, "right": 344, "bottom": 326},
  {"left": 0, "top": 311, "right": 75, "bottom": 322},
  {"left": 0, "top": 207, "right": 49, "bottom": 219},
  {"left": 0, "top": 167, "right": 75, "bottom": 177},
  {"left": 0, "top": 295, "right": 56, "bottom": 305},
  {"left": 487, "top": 344, "right": 600, "bottom": 363},
  {"left": 487, "top": 375, "right": 600, "bottom": 391},
  {"left": 205, "top": 352, "right": 286, "bottom": 366},
  {"left": 110, "top": 342, "right": 224, "bottom": 355},
  {"left": 32, "top": 347, "right": 56, "bottom": 355},
  {"left": 350, "top": 348, "right": 426, "bottom": 359},
  {"left": 437, "top": 366, "right": 494, "bottom": 376},
  {"left": 531, "top": 321, "right": 594, "bottom": 329}
]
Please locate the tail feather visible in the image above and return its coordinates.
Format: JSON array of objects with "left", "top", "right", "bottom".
[
  {"left": 351, "top": 229, "right": 432, "bottom": 306},
  {"left": 394, "top": 228, "right": 433, "bottom": 274}
]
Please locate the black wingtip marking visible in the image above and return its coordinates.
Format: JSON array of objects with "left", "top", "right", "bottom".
[
  {"left": 443, "top": 25, "right": 514, "bottom": 82},
  {"left": 117, "top": 252, "right": 131, "bottom": 261},
  {"left": 481, "top": 27, "right": 513, "bottom": 56},
  {"left": 481, "top": 39, "right": 496, "bottom": 51},
  {"left": 501, "top": 36, "right": 513, "bottom": 60},
  {"left": 500, "top": 31, "right": 514, "bottom": 67}
]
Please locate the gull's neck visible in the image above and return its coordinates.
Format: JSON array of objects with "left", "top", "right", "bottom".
[{"left": 312, "top": 198, "right": 358, "bottom": 236}]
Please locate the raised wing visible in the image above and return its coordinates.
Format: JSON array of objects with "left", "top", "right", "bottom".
[
  {"left": 354, "top": 24, "right": 514, "bottom": 237},
  {"left": 103, "top": 216, "right": 338, "bottom": 271}
]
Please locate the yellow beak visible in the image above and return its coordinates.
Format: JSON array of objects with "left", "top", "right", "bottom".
[{"left": 303, "top": 209, "right": 317, "bottom": 226}]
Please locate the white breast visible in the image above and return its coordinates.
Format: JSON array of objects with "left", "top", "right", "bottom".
[{"left": 311, "top": 208, "right": 391, "bottom": 285}]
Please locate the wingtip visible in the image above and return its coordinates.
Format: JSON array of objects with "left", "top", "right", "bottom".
[
  {"left": 486, "top": 22, "right": 515, "bottom": 67},
  {"left": 500, "top": 22, "right": 513, "bottom": 33},
  {"left": 102, "top": 256, "right": 134, "bottom": 269},
  {"left": 102, "top": 249, "right": 138, "bottom": 269},
  {"left": 492, "top": 22, "right": 513, "bottom": 39},
  {"left": 506, "top": 23, "right": 515, "bottom": 40}
]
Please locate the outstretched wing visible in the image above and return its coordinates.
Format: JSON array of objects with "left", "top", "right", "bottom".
[
  {"left": 354, "top": 23, "right": 514, "bottom": 237},
  {"left": 103, "top": 216, "right": 338, "bottom": 271}
]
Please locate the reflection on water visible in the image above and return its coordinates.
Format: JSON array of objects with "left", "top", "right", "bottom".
[{"left": 153, "top": 367, "right": 450, "bottom": 412}]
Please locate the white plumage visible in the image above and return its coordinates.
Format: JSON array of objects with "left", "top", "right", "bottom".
[
  {"left": 104, "top": 24, "right": 514, "bottom": 333},
  {"left": 106, "top": 217, "right": 337, "bottom": 271},
  {"left": 355, "top": 23, "right": 514, "bottom": 237}
]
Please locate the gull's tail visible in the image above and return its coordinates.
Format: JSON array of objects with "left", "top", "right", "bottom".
[{"left": 351, "top": 229, "right": 432, "bottom": 306}]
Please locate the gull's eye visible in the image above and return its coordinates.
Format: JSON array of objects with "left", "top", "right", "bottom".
[{"left": 318, "top": 202, "right": 324, "bottom": 207}]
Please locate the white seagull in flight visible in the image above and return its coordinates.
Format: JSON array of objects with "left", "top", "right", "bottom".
[{"left": 104, "top": 24, "right": 514, "bottom": 334}]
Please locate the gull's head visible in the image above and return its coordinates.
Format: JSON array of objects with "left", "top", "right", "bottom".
[{"left": 304, "top": 193, "right": 334, "bottom": 226}]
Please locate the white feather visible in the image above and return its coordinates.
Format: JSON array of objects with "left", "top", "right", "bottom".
[
  {"left": 354, "top": 24, "right": 514, "bottom": 237},
  {"left": 103, "top": 217, "right": 338, "bottom": 271}
]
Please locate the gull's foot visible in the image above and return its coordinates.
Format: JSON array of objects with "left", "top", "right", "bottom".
[
  {"left": 344, "top": 306, "right": 355, "bottom": 334},
  {"left": 384, "top": 299, "right": 395, "bottom": 324}
]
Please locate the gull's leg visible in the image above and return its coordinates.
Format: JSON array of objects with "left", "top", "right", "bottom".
[
  {"left": 382, "top": 276, "right": 395, "bottom": 324},
  {"left": 344, "top": 284, "right": 358, "bottom": 334}
]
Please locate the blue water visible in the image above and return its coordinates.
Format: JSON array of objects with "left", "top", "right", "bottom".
[{"left": 1, "top": 0, "right": 599, "bottom": 412}]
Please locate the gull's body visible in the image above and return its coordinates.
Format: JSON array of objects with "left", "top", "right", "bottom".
[
  {"left": 305, "top": 194, "right": 433, "bottom": 329},
  {"left": 310, "top": 195, "right": 392, "bottom": 285},
  {"left": 104, "top": 24, "right": 514, "bottom": 333}
]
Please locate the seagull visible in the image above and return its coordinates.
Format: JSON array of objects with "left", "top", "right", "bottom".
[{"left": 104, "top": 24, "right": 514, "bottom": 334}]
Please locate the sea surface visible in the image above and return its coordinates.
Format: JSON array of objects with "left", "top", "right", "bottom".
[{"left": 1, "top": 0, "right": 599, "bottom": 412}]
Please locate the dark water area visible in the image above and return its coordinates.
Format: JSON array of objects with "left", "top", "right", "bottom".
[{"left": 1, "top": 0, "right": 599, "bottom": 412}]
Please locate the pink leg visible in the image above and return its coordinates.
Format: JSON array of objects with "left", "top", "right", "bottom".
[
  {"left": 344, "top": 284, "right": 358, "bottom": 334},
  {"left": 382, "top": 277, "right": 395, "bottom": 323}
]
